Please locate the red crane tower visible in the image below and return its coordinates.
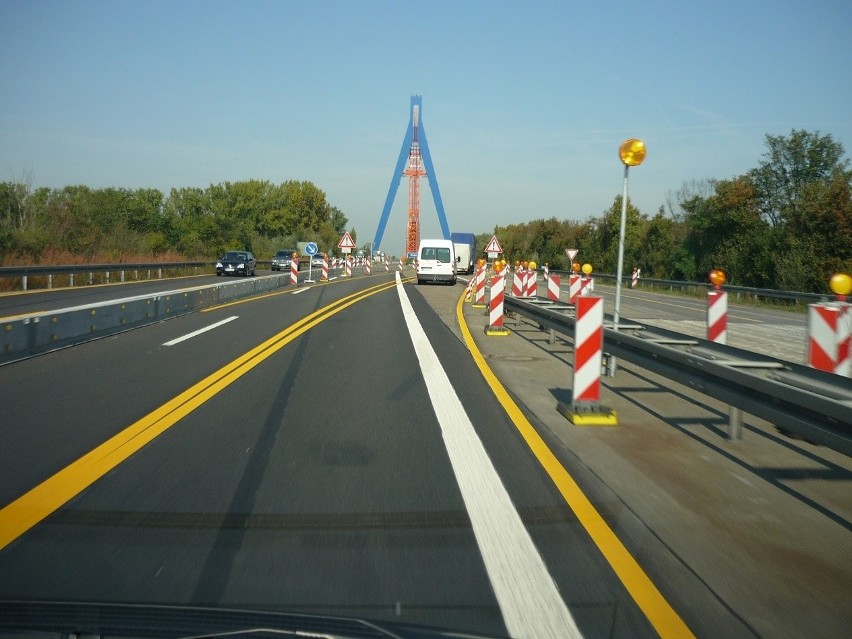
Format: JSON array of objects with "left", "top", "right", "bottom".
[{"left": 403, "top": 103, "right": 426, "bottom": 256}]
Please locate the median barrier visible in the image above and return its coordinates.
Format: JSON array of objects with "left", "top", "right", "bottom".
[{"left": 1, "top": 274, "right": 293, "bottom": 366}]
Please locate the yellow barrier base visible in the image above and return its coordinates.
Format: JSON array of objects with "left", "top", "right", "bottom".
[
  {"left": 485, "top": 325, "right": 510, "bottom": 336},
  {"left": 557, "top": 401, "right": 618, "bottom": 426}
]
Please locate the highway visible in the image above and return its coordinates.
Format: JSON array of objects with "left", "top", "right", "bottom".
[{"left": 0, "top": 271, "right": 849, "bottom": 638}]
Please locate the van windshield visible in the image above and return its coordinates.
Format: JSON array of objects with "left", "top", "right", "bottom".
[{"left": 421, "top": 247, "right": 451, "bottom": 262}]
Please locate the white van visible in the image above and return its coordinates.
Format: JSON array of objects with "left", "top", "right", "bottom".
[{"left": 416, "top": 238, "right": 456, "bottom": 285}]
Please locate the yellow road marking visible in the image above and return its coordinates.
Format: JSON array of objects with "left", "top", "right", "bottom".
[
  {"left": 0, "top": 279, "right": 398, "bottom": 551},
  {"left": 455, "top": 291, "right": 695, "bottom": 639}
]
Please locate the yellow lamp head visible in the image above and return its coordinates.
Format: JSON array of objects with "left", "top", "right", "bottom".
[{"left": 619, "top": 139, "right": 647, "bottom": 167}]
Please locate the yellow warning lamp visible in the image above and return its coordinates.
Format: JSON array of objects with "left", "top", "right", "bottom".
[
  {"left": 514, "top": 260, "right": 520, "bottom": 268},
  {"left": 572, "top": 262, "right": 581, "bottom": 273},
  {"left": 582, "top": 263, "right": 593, "bottom": 275},
  {"left": 619, "top": 139, "right": 647, "bottom": 167},
  {"left": 829, "top": 272, "right": 851, "bottom": 300},
  {"left": 709, "top": 269, "right": 727, "bottom": 289},
  {"left": 291, "top": 251, "right": 298, "bottom": 259},
  {"left": 529, "top": 261, "right": 537, "bottom": 270}
]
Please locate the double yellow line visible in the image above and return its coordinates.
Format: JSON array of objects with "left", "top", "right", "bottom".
[{"left": 0, "top": 278, "right": 399, "bottom": 551}]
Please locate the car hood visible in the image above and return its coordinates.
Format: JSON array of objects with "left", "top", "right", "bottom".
[{"left": 0, "top": 601, "right": 509, "bottom": 639}]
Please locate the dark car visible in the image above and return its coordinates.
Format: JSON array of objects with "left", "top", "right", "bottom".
[
  {"left": 271, "top": 249, "right": 299, "bottom": 271},
  {"left": 216, "top": 251, "right": 256, "bottom": 277}
]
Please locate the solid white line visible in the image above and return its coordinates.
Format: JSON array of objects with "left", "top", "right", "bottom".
[
  {"left": 162, "top": 316, "right": 238, "bottom": 346},
  {"left": 291, "top": 287, "right": 309, "bottom": 295},
  {"left": 394, "top": 273, "right": 582, "bottom": 639}
]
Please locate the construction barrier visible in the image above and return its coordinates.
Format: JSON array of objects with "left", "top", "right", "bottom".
[
  {"left": 525, "top": 271, "right": 537, "bottom": 298},
  {"left": 321, "top": 255, "right": 328, "bottom": 281},
  {"left": 485, "top": 270, "right": 509, "bottom": 336},
  {"left": 579, "top": 276, "right": 593, "bottom": 297},
  {"left": 557, "top": 295, "right": 617, "bottom": 426},
  {"left": 631, "top": 267, "right": 641, "bottom": 288},
  {"left": 345, "top": 257, "right": 352, "bottom": 278},
  {"left": 385, "top": 256, "right": 389, "bottom": 272},
  {"left": 547, "top": 274, "right": 561, "bottom": 302},
  {"left": 512, "top": 269, "right": 523, "bottom": 297},
  {"left": 808, "top": 302, "right": 851, "bottom": 377},
  {"left": 569, "top": 274, "right": 581, "bottom": 303},
  {"left": 290, "top": 258, "right": 299, "bottom": 286},
  {"left": 473, "top": 263, "right": 487, "bottom": 307},
  {"left": 365, "top": 259, "right": 372, "bottom": 275},
  {"left": 707, "top": 289, "right": 728, "bottom": 344}
]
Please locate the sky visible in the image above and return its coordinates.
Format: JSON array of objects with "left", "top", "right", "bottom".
[{"left": 1, "top": 0, "right": 850, "bottom": 256}]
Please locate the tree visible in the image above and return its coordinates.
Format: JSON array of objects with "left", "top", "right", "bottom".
[{"left": 749, "top": 129, "right": 850, "bottom": 228}]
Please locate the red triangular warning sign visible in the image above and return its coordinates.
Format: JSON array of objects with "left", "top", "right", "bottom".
[
  {"left": 484, "top": 235, "right": 502, "bottom": 253},
  {"left": 338, "top": 231, "right": 356, "bottom": 249}
]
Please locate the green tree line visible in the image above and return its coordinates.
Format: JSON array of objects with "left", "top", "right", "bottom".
[
  {"left": 490, "top": 130, "right": 851, "bottom": 293},
  {"left": 0, "top": 179, "right": 349, "bottom": 262}
]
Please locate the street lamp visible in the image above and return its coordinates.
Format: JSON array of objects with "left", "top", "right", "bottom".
[{"left": 610, "top": 138, "right": 646, "bottom": 375}]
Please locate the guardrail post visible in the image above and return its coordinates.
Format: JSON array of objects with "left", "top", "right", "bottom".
[
  {"left": 158, "top": 268, "right": 162, "bottom": 279},
  {"left": 729, "top": 407, "right": 744, "bottom": 441},
  {"left": 48, "top": 274, "right": 52, "bottom": 289},
  {"left": 22, "top": 275, "right": 27, "bottom": 291},
  {"left": 120, "top": 270, "right": 125, "bottom": 283},
  {"left": 70, "top": 273, "right": 74, "bottom": 287}
]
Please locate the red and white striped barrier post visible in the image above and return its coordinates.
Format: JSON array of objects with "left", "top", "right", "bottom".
[
  {"left": 808, "top": 303, "right": 851, "bottom": 377},
  {"left": 526, "top": 270, "right": 537, "bottom": 298},
  {"left": 473, "top": 263, "right": 487, "bottom": 307},
  {"left": 290, "top": 255, "right": 299, "bottom": 286},
  {"left": 707, "top": 289, "right": 727, "bottom": 344},
  {"left": 557, "top": 295, "right": 616, "bottom": 425},
  {"left": 345, "top": 256, "right": 352, "bottom": 278},
  {"left": 631, "top": 267, "right": 640, "bottom": 288},
  {"left": 365, "top": 258, "right": 372, "bottom": 275},
  {"left": 485, "top": 269, "right": 509, "bottom": 336},
  {"left": 512, "top": 268, "right": 523, "bottom": 297},
  {"left": 321, "top": 254, "right": 329, "bottom": 281},
  {"left": 569, "top": 274, "right": 581, "bottom": 303},
  {"left": 706, "top": 270, "right": 728, "bottom": 344},
  {"left": 579, "top": 276, "right": 593, "bottom": 297},
  {"left": 398, "top": 258, "right": 404, "bottom": 272},
  {"left": 384, "top": 255, "right": 389, "bottom": 272},
  {"left": 544, "top": 263, "right": 549, "bottom": 286},
  {"left": 547, "top": 274, "right": 561, "bottom": 301}
]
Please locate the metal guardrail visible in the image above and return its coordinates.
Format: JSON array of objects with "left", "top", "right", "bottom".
[
  {"left": 0, "top": 273, "right": 295, "bottom": 366},
  {"left": 581, "top": 272, "right": 831, "bottom": 304},
  {"left": 503, "top": 295, "right": 852, "bottom": 457}
]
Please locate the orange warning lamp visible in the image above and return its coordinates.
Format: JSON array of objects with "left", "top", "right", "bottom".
[
  {"left": 830, "top": 272, "right": 851, "bottom": 300},
  {"left": 619, "top": 139, "right": 647, "bottom": 167},
  {"left": 572, "top": 262, "right": 581, "bottom": 273},
  {"left": 582, "top": 263, "right": 593, "bottom": 275},
  {"left": 709, "top": 269, "right": 727, "bottom": 289}
]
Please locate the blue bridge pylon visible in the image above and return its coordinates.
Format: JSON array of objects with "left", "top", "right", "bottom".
[{"left": 372, "top": 95, "right": 450, "bottom": 253}]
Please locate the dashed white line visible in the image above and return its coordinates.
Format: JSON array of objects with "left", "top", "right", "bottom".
[{"left": 163, "top": 316, "right": 238, "bottom": 346}]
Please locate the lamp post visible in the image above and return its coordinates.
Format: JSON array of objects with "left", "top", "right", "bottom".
[{"left": 610, "top": 138, "right": 646, "bottom": 376}]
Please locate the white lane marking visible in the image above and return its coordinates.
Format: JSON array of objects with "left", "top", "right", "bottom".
[
  {"left": 162, "top": 316, "right": 238, "bottom": 346},
  {"left": 395, "top": 272, "right": 582, "bottom": 639},
  {"left": 291, "top": 287, "right": 309, "bottom": 295}
]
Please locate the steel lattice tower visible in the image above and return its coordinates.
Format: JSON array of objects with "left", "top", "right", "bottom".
[{"left": 373, "top": 96, "right": 450, "bottom": 255}]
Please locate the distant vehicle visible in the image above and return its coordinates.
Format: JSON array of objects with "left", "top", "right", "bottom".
[
  {"left": 451, "top": 232, "right": 476, "bottom": 274},
  {"left": 310, "top": 254, "right": 324, "bottom": 269},
  {"left": 216, "top": 251, "right": 256, "bottom": 277},
  {"left": 271, "top": 249, "right": 299, "bottom": 271},
  {"left": 416, "top": 239, "right": 456, "bottom": 285}
]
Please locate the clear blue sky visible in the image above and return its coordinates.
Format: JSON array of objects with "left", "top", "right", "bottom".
[{"left": 2, "top": 0, "right": 850, "bottom": 255}]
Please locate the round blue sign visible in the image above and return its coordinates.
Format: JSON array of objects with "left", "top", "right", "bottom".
[{"left": 305, "top": 242, "right": 319, "bottom": 256}]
